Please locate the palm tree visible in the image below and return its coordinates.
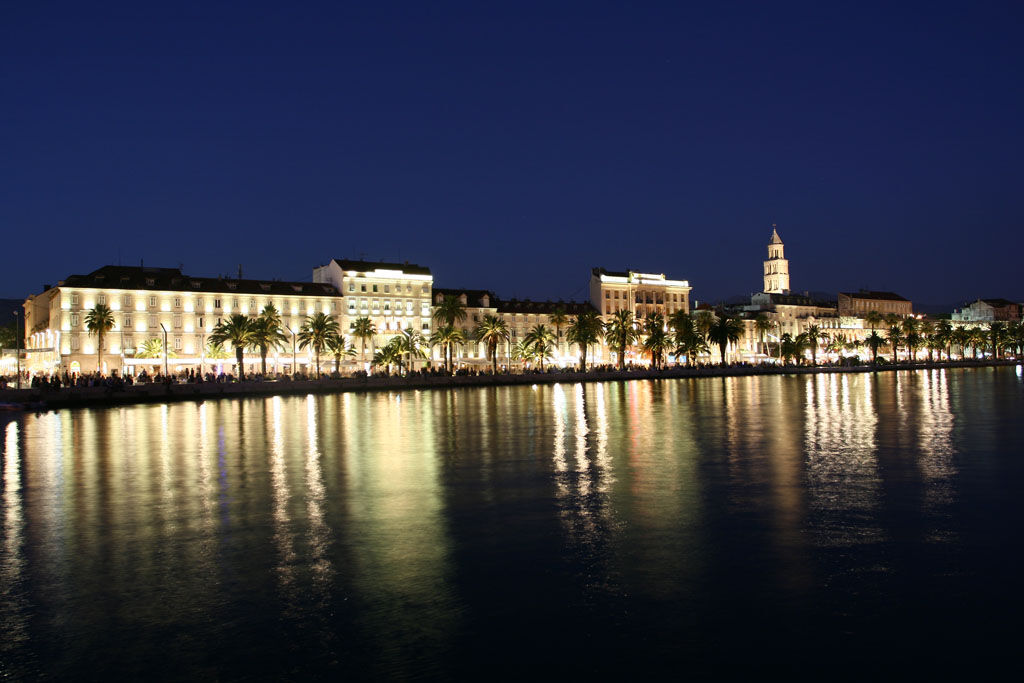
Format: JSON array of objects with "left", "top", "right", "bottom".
[
  {"left": 392, "top": 327, "right": 428, "bottom": 374},
  {"left": 804, "top": 324, "right": 822, "bottom": 365},
  {"left": 865, "top": 310, "right": 884, "bottom": 332},
  {"left": 694, "top": 310, "right": 715, "bottom": 339},
  {"left": 951, "top": 327, "right": 970, "bottom": 359},
  {"left": 84, "top": 303, "right": 115, "bottom": 375},
  {"left": 886, "top": 324, "right": 903, "bottom": 363},
  {"left": 605, "top": 310, "right": 639, "bottom": 370},
  {"left": 780, "top": 332, "right": 808, "bottom": 365},
  {"left": 935, "top": 320, "right": 953, "bottom": 360},
  {"left": 566, "top": 310, "right": 603, "bottom": 372},
  {"left": 642, "top": 313, "right": 670, "bottom": 369},
  {"left": 919, "top": 320, "right": 936, "bottom": 362},
  {"left": 901, "top": 317, "right": 921, "bottom": 362},
  {"left": 524, "top": 324, "right": 556, "bottom": 371},
  {"left": 433, "top": 294, "right": 467, "bottom": 371},
  {"left": 430, "top": 324, "right": 466, "bottom": 373},
  {"left": 249, "top": 304, "right": 289, "bottom": 375},
  {"left": 475, "top": 314, "right": 510, "bottom": 374},
  {"left": 325, "top": 332, "right": 355, "bottom": 373},
  {"left": 865, "top": 331, "right": 885, "bottom": 363},
  {"left": 209, "top": 313, "right": 256, "bottom": 379},
  {"left": 136, "top": 338, "right": 173, "bottom": 359},
  {"left": 350, "top": 317, "right": 376, "bottom": 369},
  {"left": 1006, "top": 321, "right": 1024, "bottom": 359},
  {"left": 668, "top": 311, "right": 703, "bottom": 366},
  {"left": 968, "top": 327, "right": 987, "bottom": 360},
  {"left": 297, "top": 312, "right": 340, "bottom": 378},
  {"left": 707, "top": 315, "right": 744, "bottom": 365},
  {"left": 206, "top": 340, "right": 230, "bottom": 360},
  {"left": 989, "top": 321, "right": 1006, "bottom": 360},
  {"left": 372, "top": 341, "right": 402, "bottom": 374},
  {"left": 512, "top": 338, "right": 535, "bottom": 367},
  {"left": 549, "top": 306, "right": 569, "bottom": 359},
  {"left": 754, "top": 313, "right": 772, "bottom": 356}
]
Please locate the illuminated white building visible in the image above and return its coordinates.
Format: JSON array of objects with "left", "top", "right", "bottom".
[
  {"left": 23, "top": 265, "right": 341, "bottom": 375},
  {"left": 313, "top": 259, "right": 433, "bottom": 344}
]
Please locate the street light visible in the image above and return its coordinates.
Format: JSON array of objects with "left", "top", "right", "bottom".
[
  {"left": 159, "top": 323, "right": 169, "bottom": 378},
  {"left": 287, "top": 326, "right": 297, "bottom": 378},
  {"left": 13, "top": 309, "right": 21, "bottom": 390}
]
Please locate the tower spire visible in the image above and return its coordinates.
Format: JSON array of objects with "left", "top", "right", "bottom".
[{"left": 763, "top": 224, "right": 790, "bottom": 294}]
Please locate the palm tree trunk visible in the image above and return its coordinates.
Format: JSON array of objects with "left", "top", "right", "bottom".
[
  {"left": 261, "top": 348, "right": 268, "bottom": 375},
  {"left": 97, "top": 331, "right": 103, "bottom": 375},
  {"left": 236, "top": 346, "right": 245, "bottom": 379}
]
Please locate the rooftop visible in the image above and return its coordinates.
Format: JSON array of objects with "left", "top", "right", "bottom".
[
  {"left": 330, "top": 259, "right": 432, "bottom": 276},
  {"left": 839, "top": 290, "right": 910, "bottom": 302},
  {"left": 60, "top": 265, "right": 339, "bottom": 297}
]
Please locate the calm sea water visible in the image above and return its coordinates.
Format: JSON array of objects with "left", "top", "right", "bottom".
[{"left": 2, "top": 367, "right": 1023, "bottom": 680}]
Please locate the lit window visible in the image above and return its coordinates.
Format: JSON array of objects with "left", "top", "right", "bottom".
[
  {"left": 149, "top": 296, "right": 157, "bottom": 307},
  {"left": 214, "top": 299, "right": 222, "bottom": 309},
  {"left": 174, "top": 297, "right": 181, "bottom": 308},
  {"left": 71, "top": 293, "right": 80, "bottom": 306},
  {"left": 373, "top": 284, "right": 378, "bottom": 293},
  {"left": 384, "top": 285, "right": 390, "bottom": 293},
  {"left": 97, "top": 294, "right": 106, "bottom": 305},
  {"left": 349, "top": 283, "right": 355, "bottom": 292},
  {"left": 71, "top": 313, "right": 79, "bottom": 327}
]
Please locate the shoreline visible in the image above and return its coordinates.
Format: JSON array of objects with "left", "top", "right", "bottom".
[{"left": 1, "top": 359, "right": 1019, "bottom": 411}]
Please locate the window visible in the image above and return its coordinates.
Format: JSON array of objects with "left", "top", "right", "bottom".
[
  {"left": 174, "top": 337, "right": 182, "bottom": 350},
  {"left": 148, "top": 314, "right": 157, "bottom": 328},
  {"left": 198, "top": 316, "right": 204, "bottom": 328},
  {"left": 124, "top": 314, "right": 132, "bottom": 327},
  {"left": 372, "top": 284, "right": 378, "bottom": 293},
  {"left": 125, "top": 336, "right": 134, "bottom": 349},
  {"left": 173, "top": 315, "right": 182, "bottom": 329},
  {"left": 71, "top": 293, "right": 80, "bottom": 306},
  {"left": 232, "top": 299, "right": 239, "bottom": 310},
  {"left": 422, "top": 323, "right": 429, "bottom": 331},
  {"left": 349, "top": 283, "right": 355, "bottom": 292},
  {"left": 149, "top": 296, "right": 157, "bottom": 308},
  {"left": 384, "top": 285, "right": 390, "bottom": 293},
  {"left": 122, "top": 294, "right": 132, "bottom": 307},
  {"left": 407, "top": 284, "right": 412, "bottom": 293},
  {"left": 421, "top": 285, "right": 428, "bottom": 294},
  {"left": 214, "top": 298, "right": 222, "bottom": 309},
  {"left": 361, "top": 284, "right": 366, "bottom": 292},
  {"left": 606, "top": 292, "right": 610, "bottom": 299},
  {"left": 249, "top": 298, "right": 256, "bottom": 309},
  {"left": 97, "top": 294, "right": 106, "bottom": 305},
  {"left": 71, "top": 335, "right": 79, "bottom": 350},
  {"left": 174, "top": 297, "right": 181, "bottom": 309},
  {"left": 384, "top": 303, "right": 390, "bottom": 311},
  {"left": 71, "top": 313, "right": 79, "bottom": 327}
]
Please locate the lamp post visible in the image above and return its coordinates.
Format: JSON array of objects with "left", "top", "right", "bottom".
[
  {"left": 159, "top": 323, "right": 169, "bottom": 378},
  {"left": 14, "top": 309, "right": 21, "bottom": 390},
  {"left": 288, "top": 326, "right": 297, "bottom": 378}
]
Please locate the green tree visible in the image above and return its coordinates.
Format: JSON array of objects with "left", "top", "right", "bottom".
[
  {"left": 351, "top": 317, "right": 376, "bottom": 368},
  {"left": 989, "top": 321, "right": 1007, "bottom": 360},
  {"left": 919, "top": 320, "right": 936, "bottom": 362},
  {"left": 865, "top": 331, "right": 885, "bottom": 363},
  {"left": 642, "top": 313, "right": 670, "bottom": 369},
  {"left": 524, "top": 324, "right": 556, "bottom": 371},
  {"left": 249, "top": 304, "right": 289, "bottom": 375},
  {"left": 566, "top": 310, "right": 603, "bottom": 372},
  {"left": 886, "top": 324, "right": 903, "bottom": 363},
  {"left": 136, "top": 338, "right": 175, "bottom": 359},
  {"left": 475, "top": 314, "right": 510, "bottom": 374},
  {"left": 430, "top": 324, "right": 466, "bottom": 373},
  {"left": 968, "top": 327, "right": 987, "bottom": 360},
  {"left": 901, "top": 317, "right": 921, "bottom": 362},
  {"left": 754, "top": 313, "right": 772, "bottom": 356},
  {"left": 432, "top": 294, "right": 467, "bottom": 371},
  {"left": 84, "top": 303, "right": 116, "bottom": 374},
  {"left": 297, "top": 312, "right": 340, "bottom": 378},
  {"left": 935, "top": 320, "right": 953, "bottom": 360},
  {"left": 780, "top": 332, "right": 808, "bottom": 365},
  {"left": 548, "top": 306, "right": 569, "bottom": 359},
  {"left": 707, "top": 315, "right": 744, "bottom": 365},
  {"left": 865, "top": 310, "right": 884, "bottom": 331},
  {"left": 372, "top": 341, "right": 402, "bottom": 374},
  {"left": 325, "top": 332, "right": 355, "bottom": 373},
  {"left": 206, "top": 340, "right": 230, "bottom": 360},
  {"left": 804, "top": 324, "right": 822, "bottom": 365},
  {"left": 391, "top": 327, "right": 428, "bottom": 374},
  {"left": 668, "top": 311, "right": 704, "bottom": 366},
  {"left": 605, "top": 310, "right": 639, "bottom": 370},
  {"left": 951, "top": 327, "right": 970, "bottom": 359},
  {"left": 210, "top": 314, "right": 256, "bottom": 379},
  {"left": 0, "top": 321, "right": 16, "bottom": 350}
]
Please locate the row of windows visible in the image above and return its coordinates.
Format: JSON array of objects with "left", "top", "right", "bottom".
[
  {"left": 604, "top": 290, "right": 686, "bottom": 303},
  {"left": 347, "top": 282, "right": 430, "bottom": 294}
]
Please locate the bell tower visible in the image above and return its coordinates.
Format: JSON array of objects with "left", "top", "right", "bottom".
[{"left": 763, "top": 224, "right": 790, "bottom": 294}]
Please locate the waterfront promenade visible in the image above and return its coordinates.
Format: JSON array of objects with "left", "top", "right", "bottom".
[{"left": 1, "top": 359, "right": 1018, "bottom": 410}]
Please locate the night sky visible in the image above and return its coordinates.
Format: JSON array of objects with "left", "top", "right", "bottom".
[{"left": 3, "top": 1, "right": 1022, "bottom": 306}]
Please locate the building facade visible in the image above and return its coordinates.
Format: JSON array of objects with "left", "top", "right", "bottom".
[
  {"left": 23, "top": 265, "right": 342, "bottom": 375},
  {"left": 838, "top": 290, "right": 913, "bottom": 318},
  {"left": 951, "top": 298, "right": 1021, "bottom": 322}
]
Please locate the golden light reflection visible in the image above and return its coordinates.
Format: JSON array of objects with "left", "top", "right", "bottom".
[
  {"left": 1, "top": 421, "right": 27, "bottom": 653},
  {"left": 804, "top": 373, "right": 881, "bottom": 547},
  {"left": 305, "top": 395, "right": 333, "bottom": 591},
  {"left": 270, "top": 396, "right": 297, "bottom": 596}
]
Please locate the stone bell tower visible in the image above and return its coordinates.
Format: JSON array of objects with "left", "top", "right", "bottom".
[{"left": 763, "top": 224, "right": 790, "bottom": 294}]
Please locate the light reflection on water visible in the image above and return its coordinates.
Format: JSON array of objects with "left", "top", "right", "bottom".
[{"left": 2, "top": 368, "right": 1024, "bottom": 678}]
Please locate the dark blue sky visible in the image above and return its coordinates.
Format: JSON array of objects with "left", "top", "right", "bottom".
[{"left": 3, "top": 1, "right": 1022, "bottom": 306}]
